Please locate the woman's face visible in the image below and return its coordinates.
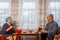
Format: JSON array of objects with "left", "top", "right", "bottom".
[{"left": 8, "top": 19, "right": 12, "bottom": 24}]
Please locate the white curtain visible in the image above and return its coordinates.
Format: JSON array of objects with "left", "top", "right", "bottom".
[
  {"left": 0, "top": 0, "right": 11, "bottom": 27},
  {"left": 47, "top": 0, "right": 60, "bottom": 26},
  {"left": 18, "top": 0, "right": 40, "bottom": 31}
]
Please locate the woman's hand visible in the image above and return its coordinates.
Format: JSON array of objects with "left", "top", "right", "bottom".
[
  {"left": 13, "top": 26, "right": 16, "bottom": 29},
  {"left": 6, "top": 26, "right": 13, "bottom": 32}
]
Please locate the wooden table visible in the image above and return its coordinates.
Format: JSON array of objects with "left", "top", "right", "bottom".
[{"left": 16, "top": 33, "right": 40, "bottom": 40}]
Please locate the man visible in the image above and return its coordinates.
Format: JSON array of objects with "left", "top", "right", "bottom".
[
  {"left": 2, "top": 17, "right": 16, "bottom": 40},
  {"left": 41, "top": 14, "right": 58, "bottom": 40}
]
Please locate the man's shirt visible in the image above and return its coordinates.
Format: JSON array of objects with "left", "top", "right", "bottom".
[{"left": 45, "top": 21, "right": 58, "bottom": 34}]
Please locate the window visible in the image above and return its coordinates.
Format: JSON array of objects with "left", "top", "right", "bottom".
[
  {"left": 0, "top": 1, "right": 11, "bottom": 27},
  {"left": 49, "top": 2, "right": 60, "bottom": 26},
  {"left": 0, "top": 2, "right": 9, "bottom": 9},
  {"left": 19, "top": 0, "right": 40, "bottom": 30}
]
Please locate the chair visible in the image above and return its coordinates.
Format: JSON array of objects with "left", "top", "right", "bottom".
[
  {"left": 15, "top": 30, "right": 22, "bottom": 40},
  {"left": 57, "top": 34, "right": 60, "bottom": 40},
  {"left": 0, "top": 35, "right": 8, "bottom": 40}
]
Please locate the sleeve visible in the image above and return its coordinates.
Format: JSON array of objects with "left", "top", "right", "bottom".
[
  {"left": 51, "top": 22, "right": 58, "bottom": 34},
  {"left": 55, "top": 23, "right": 59, "bottom": 35},
  {"left": 0, "top": 26, "right": 1, "bottom": 31},
  {"left": 2, "top": 24, "right": 8, "bottom": 33},
  {"left": 45, "top": 23, "right": 49, "bottom": 30},
  {"left": 0, "top": 26, "right": 1, "bottom": 34}
]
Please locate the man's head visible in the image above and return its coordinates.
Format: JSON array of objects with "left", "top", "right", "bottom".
[
  {"left": 47, "top": 14, "right": 54, "bottom": 22},
  {"left": 6, "top": 17, "right": 12, "bottom": 24}
]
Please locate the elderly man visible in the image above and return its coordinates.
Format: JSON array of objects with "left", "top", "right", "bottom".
[
  {"left": 41, "top": 14, "right": 58, "bottom": 40},
  {"left": 2, "top": 17, "right": 16, "bottom": 40}
]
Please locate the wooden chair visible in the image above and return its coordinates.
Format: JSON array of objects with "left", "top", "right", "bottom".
[{"left": 54, "top": 35, "right": 58, "bottom": 40}]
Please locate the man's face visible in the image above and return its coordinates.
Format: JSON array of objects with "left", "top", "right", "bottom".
[{"left": 47, "top": 15, "right": 53, "bottom": 22}]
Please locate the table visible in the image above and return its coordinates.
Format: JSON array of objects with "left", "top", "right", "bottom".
[{"left": 16, "top": 33, "right": 40, "bottom": 40}]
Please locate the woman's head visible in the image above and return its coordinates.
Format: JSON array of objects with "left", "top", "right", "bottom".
[{"left": 6, "top": 17, "right": 12, "bottom": 24}]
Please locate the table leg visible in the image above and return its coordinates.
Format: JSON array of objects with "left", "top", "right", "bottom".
[
  {"left": 16, "top": 35, "right": 21, "bottom": 40},
  {"left": 37, "top": 35, "right": 40, "bottom": 40}
]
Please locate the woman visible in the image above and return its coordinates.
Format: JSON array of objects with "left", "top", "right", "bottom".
[{"left": 2, "top": 17, "right": 16, "bottom": 40}]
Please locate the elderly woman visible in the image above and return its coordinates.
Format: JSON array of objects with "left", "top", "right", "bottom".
[{"left": 2, "top": 17, "right": 16, "bottom": 40}]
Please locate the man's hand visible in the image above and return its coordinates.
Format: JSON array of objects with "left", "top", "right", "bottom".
[
  {"left": 13, "top": 33, "right": 16, "bottom": 35},
  {"left": 41, "top": 29, "right": 47, "bottom": 33}
]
